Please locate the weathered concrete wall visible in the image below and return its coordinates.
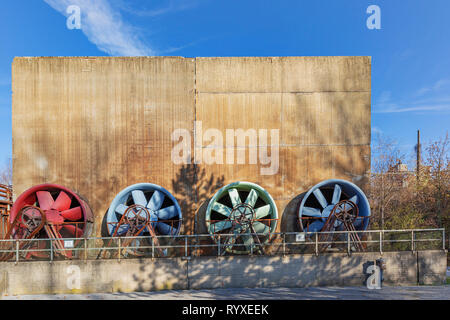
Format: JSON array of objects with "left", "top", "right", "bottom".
[
  {"left": 0, "top": 258, "right": 188, "bottom": 296},
  {"left": 417, "top": 250, "right": 448, "bottom": 285},
  {"left": 0, "top": 250, "right": 445, "bottom": 296},
  {"left": 12, "top": 56, "right": 371, "bottom": 236}
]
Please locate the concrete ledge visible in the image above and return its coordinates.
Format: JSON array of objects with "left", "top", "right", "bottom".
[{"left": 0, "top": 250, "right": 446, "bottom": 296}]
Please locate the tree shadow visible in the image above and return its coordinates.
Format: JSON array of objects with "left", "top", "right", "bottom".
[{"left": 171, "top": 163, "right": 225, "bottom": 235}]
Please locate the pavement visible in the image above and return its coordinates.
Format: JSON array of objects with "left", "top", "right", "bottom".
[{"left": 2, "top": 285, "right": 449, "bottom": 300}]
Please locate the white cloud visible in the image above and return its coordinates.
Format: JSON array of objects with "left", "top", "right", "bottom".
[
  {"left": 373, "top": 103, "right": 450, "bottom": 113},
  {"left": 44, "top": 0, "right": 154, "bottom": 56},
  {"left": 374, "top": 79, "right": 450, "bottom": 114},
  {"left": 116, "top": 0, "right": 199, "bottom": 18},
  {"left": 415, "top": 79, "right": 450, "bottom": 97}
]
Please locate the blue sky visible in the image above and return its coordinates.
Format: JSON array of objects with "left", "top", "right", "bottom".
[{"left": 0, "top": 0, "right": 449, "bottom": 170}]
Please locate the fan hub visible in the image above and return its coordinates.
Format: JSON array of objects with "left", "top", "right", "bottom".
[{"left": 231, "top": 203, "right": 255, "bottom": 224}]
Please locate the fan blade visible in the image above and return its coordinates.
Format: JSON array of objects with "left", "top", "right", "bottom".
[
  {"left": 51, "top": 191, "right": 72, "bottom": 211},
  {"left": 313, "top": 189, "right": 328, "bottom": 209},
  {"left": 156, "top": 222, "right": 176, "bottom": 235},
  {"left": 349, "top": 195, "right": 358, "bottom": 204},
  {"left": 36, "top": 191, "right": 54, "bottom": 210},
  {"left": 302, "top": 206, "right": 322, "bottom": 217},
  {"left": 331, "top": 184, "right": 342, "bottom": 205},
  {"left": 23, "top": 193, "right": 37, "bottom": 206},
  {"left": 254, "top": 204, "right": 271, "bottom": 219},
  {"left": 131, "top": 190, "right": 147, "bottom": 207},
  {"left": 209, "top": 220, "right": 233, "bottom": 233},
  {"left": 148, "top": 190, "right": 165, "bottom": 211},
  {"left": 211, "top": 202, "right": 232, "bottom": 217},
  {"left": 228, "top": 188, "right": 241, "bottom": 207},
  {"left": 62, "top": 224, "right": 84, "bottom": 237},
  {"left": 156, "top": 206, "right": 178, "bottom": 220},
  {"left": 307, "top": 220, "right": 325, "bottom": 232},
  {"left": 112, "top": 223, "right": 130, "bottom": 236},
  {"left": 245, "top": 189, "right": 258, "bottom": 207},
  {"left": 115, "top": 204, "right": 128, "bottom": 215},
  {"left": 252, "top": 221, "right": 269, "bottom": 234},
  {"left": 60, "top": 206, "right": 82, "bottom": 221}
]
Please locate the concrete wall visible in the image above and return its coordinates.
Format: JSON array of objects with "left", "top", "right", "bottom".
[
  {"left": 0, "top": 250, "right": 446, "bottom": 296},
  {"left": 12, "top": 56, "right": 371, "bottom": 236}
]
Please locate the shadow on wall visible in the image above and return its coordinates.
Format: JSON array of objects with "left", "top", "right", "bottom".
[
  {"left": 171, "top": 164, "right": 225, "bottom": 236},
  {"left": 128, "top": 253, "right": 384, "bottom": 293}
]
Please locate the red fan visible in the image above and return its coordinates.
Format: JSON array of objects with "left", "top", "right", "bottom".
[{"left": 9, "top": 184, "right": 93, "bottom": 258}]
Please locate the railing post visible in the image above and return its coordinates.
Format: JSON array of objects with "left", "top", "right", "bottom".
[
  {"left": 151, "top": 237, "right": 154, "bottom": 258},
  {"left": 217, "top": 235, "right": 221, "bottom": 256},
  {"left": 283, "top": 233, "right": 286, "bottom": 255},
  {"left": 118, "top": 237, "right": 121, "bottom": 262},
  {"left": 15, "top": 239, "right": 19, "bottom": 263},
  {"left": 379, "top": 231, "right": 383, "bottom": 254},
  {"left": 347, "top": 231, "right": 351, "bottom": 255},
  {"left": 443, "top": 229, "right": 446, "bottom": 251},
  {"left": 84, "top": 238, "right": 87, "bottom": 261},
  {"left": 50, "top": 239, "right": 53, "bottom": 262},
  {"left": 411, "top": 230, "right": 415, "bottom": 252},
  {"left": 185, "top": 236, "right": 188, "bottom": 257},
  {"left": 315, "top": 233, "right": 318, "bottom": 256}
]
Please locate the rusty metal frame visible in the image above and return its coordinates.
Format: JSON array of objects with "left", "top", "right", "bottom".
[{"left": 0, "top": 184, "right": 13, "bottom": 239}]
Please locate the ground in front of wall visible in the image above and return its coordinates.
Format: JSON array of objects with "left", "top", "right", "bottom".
[{"left": 1, "top": 285, "right": 449, "bottom": 300}]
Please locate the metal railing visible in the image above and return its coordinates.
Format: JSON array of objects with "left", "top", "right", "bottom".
[{"left": 0, "top": 228, "right": 445, "bottom": 263}]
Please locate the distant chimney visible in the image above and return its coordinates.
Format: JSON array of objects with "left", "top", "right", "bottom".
[{"left": 416, "top": 130, "right": 421, "bottom": 181}]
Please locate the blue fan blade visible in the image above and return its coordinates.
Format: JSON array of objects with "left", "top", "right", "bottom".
[
  {"left": 302, "top": 206, "right": 322, "bottom": 217},
  {"left": 156, "top": 206, "right": 178, "bottom": 220},
  {"left": 148, "top": 190, "right": 165, "bottom": 211},
  {"left": 313, "top": 189, "right": 328, "bottom": 209},
  {"left": 156, "top": 222, "right": 176, "bottom": 235},
  {"left": 307, "top": 220, "right": 325, "bottom": 232},
  {"left": 112, "top": 223, "right": 130, "bottom": 236}
]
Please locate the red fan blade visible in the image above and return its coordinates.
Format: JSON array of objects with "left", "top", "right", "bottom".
[
  {"left": 60, "top": 206, "right": 82, "bottom": 221},
  {"left": 62, "top": 224, "right": 84, "bottom": 237},
  {"left": 23, "top": 193, "right": 37, "bottom": 206},
  {"left": 51, "top": 191, "right": 72, "bottom": 211},
  {"left": 36, "top": 191, "right": 54, "bottom": 210}
]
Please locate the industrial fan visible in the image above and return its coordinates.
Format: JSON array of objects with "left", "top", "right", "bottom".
[
  {"left": 5, "top": 184, "right": 93, "bottom": 260},
  {"left": 297, "top": 179, "right": 371, "bottom": 252},
  {"left": 103, "top": 183, "right": 182, "bottom": 256},
  {"left": 205, "top": 181, "right": 278, "bottom": 254}
]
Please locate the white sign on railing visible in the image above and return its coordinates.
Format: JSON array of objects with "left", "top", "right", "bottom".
[
  {"left": 295, "top": 232, "right": 306, "bottom": 242},
  {"left": 64, "top": 240, "right": 74, "bottom": 248}
]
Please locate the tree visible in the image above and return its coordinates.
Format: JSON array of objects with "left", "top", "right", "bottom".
[
  {"left": 0, "top": 158, "right": 12, "bottom": 186},
  {"left": 422, "top": 132, "right": 449, "bottom": 228},
  {"left": 369, "top": 134, "right": 406, "bottom": 229}
]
